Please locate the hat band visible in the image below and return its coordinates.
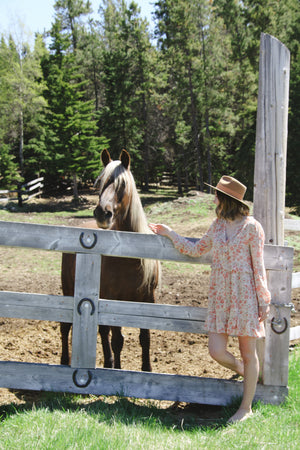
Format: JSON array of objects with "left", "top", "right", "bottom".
[{"left": 216, "top": 182, "right": 244, "bottom": 201}]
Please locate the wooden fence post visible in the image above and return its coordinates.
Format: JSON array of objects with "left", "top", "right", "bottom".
[
  {"left": 71, "top": 252, "right": 101, "bottom": 372},
  {"left": 253, "top": 33, "right": 290, "bottom": 246},
  {"left": 0, "top": 220, "right": 290, "bottom": 404},
  {"left": 253, "top": 33, "right": 291, "bottom": 386}
]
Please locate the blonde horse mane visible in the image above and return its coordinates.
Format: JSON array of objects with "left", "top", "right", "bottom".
[{"left": 97, "top": 160, "right": 160, "bottom": 291}]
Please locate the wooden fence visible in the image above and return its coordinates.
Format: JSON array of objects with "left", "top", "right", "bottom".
[
  {"left": 284, "top": 218, "right": 300, "bottom": 343},
  {"left": 0, "top": 220, "right": 295, "bottom": 406},
  {"left": 0, "top": 177, "right": 44, "bottom": 206},
  {"left": 0, "top": 33, "right": 297, "bottom": 407}
]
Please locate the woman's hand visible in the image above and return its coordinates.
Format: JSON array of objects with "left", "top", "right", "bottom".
[
  {"left": 258, "top": 304, "right": 270, "bottom": 322},
  {"left": 149, "top": 223, "right": 173, "bottom": 237}
]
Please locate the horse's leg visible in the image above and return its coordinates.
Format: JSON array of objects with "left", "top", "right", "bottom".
[
  {"left": 140, "top": 328, "right": 152, "bottom": 372},
  {"left": 111, "top": 326, "right": 124, "bottom": 369},
  {"left": 99, "top": 325, "right": 114, "bottom": 368},
  {"left": 60, "top": 322, "right": 72, "bottom": 365}
]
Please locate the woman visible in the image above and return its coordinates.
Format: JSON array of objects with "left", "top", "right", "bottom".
[{"left": 149, "top": 176, "right": 271, "bottom": 423}]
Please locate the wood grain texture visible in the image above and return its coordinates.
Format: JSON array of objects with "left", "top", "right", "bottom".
[{"left": 0, "top": 361, "right": 288, "bottom": 406}]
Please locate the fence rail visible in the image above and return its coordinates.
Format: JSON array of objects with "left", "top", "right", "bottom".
[
  {"left": 0, "top": 220, "right": 296, "bottom": 406},
  {"left": 284, "top": 218, "right": 300, "bottom": 337},
  {"left": 285, "top": 218, "right": 300, "bottom": 232},
  {"left": 0, "top": 177, "right": 44, "bottom": 205}
]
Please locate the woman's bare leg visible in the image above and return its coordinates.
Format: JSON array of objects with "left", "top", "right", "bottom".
[
  {"left": 228, "top": 336, "right": 259, "bottom": 423},
  {"left": 208, "top": 332, "right": 244, "bottom": 376}
]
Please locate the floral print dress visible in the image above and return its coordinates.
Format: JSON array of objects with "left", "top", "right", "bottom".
[{"left": 170, "top": 216, "right": 271, "bottom": 337}]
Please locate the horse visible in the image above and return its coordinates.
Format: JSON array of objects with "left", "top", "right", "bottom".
[{"left": 60, "top": 149, "right": 160, "bottom": 372}]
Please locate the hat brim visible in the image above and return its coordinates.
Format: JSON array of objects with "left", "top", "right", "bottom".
[{"left": 204, "top": 182, "right": 249, "bottom": 207}]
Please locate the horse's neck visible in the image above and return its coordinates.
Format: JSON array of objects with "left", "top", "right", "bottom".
[{"left": 113, "top": 211, "right": 135, "bottom": 232}]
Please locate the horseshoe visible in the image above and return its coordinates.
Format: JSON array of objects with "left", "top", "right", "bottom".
[
  {"left": 271, "top": 317, "right": 288, "bottom": 334},
  {"left": 72, "top": 369, "right": 92, "bottom": 388},
  {"left": 77, "top": 298, "right": 96, "bottom": 316},
  {"left": 79, "top": 231, "right": 97, "bottom": 249}
]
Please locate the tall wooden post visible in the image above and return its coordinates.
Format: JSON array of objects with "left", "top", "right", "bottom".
[
  {"left": 253, "top": 34, "right": 291, "bottom": 387},
  {"left": 253, "top": 33, "right": 290, "bottom": 245}
]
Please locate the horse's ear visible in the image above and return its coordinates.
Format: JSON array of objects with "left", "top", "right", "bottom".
[
  {"left": 101, "top": 149, "right": 111, "bottom": 167},
  {"left": 120, "top": 149, "right": 130, "bottom": 169}
]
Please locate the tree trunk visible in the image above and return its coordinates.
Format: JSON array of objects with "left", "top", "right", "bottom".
[
  {"left": 188, "top": 63, "right": 203, "bottom": 190},
  {"left": 73, "top": 173, "right": 79, "bottom": 205},
  {"left": 142, "top": 93, "right": 150, "bottom": 191},
  {"left": 18, "top": 110, "right": 24, "bottom": 207}
]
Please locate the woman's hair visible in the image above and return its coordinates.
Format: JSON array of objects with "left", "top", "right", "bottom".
[{"left": 215, "top": 190, "right": 250, "bottom": 220}]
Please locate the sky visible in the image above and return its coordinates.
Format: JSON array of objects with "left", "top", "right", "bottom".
[{"left": 0, "top": 0, "right": 155, "bottom": 45}]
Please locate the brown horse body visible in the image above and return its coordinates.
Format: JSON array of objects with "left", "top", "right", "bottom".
[{"left": 61, "top": 149, "right": 160, "bottom": 371}]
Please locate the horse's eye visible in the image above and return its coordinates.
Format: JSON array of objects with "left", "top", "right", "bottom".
[
  {"left": 101, "top": 176, "right": 114, "bottom": 194},
  {"left": 117, "top": 181, "right": 126, "bottom": 201}
]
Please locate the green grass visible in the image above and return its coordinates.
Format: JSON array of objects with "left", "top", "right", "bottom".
[
  {"left": 143, "top": 196, "right": 216, "bottom": 236},
  {"left": 0, "top": 348, "right": 299, "bottom": 449},
  {"left": 0, "top": 190, "right": 299, "bottom": 448},
  {"left": 285, "top": 233, "right": 300, "bottom": 270},
  {"left": 0, "top": 247, "right": 62, "bottom": 276},
  {"left": 161, "top": 260, "right": 210, "bottom": 275},
  {"left": 0, "top": 205, "right": 94, "bottom": 225}
]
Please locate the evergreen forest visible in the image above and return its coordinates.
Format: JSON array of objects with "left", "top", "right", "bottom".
[{"left": 0, "top": 0, "right": 299, "bottom": 207}]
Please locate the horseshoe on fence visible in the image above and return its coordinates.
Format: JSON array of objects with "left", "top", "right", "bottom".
[
  {"left": 270, "top": 317, "right": 288, "bottom": 334},
  {"left": 77, "top": 298, "right": 96, "bottom": 316},
  {"left": 72, "top": 369, "right": 92, "bottom": 388},
  {"left": 79, "top": 231, "right": 97, "bottom": 249}
]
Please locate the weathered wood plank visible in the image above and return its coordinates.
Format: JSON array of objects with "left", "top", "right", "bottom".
[
  {"left": 264, "top": 245, "right": 294, "bottom": 271},
  {"left": 99, "top": 313, "right": 206, "bottom": 334},
  {"left": 263, "top": 303, "right": 291, "bottom": 386},
  {"left": 0, "top": 291, "right": 73, "bottom": 322},
  {"left": 267, "top": 267, "right": 293, "bottom": 306},
  {"left": 0, "top": 291, "right": 207, "bottom": 332},
  {"left": 284, "top": 218, "right": 300, "bottom": 232},
  {"left": 292, "top": 272, "right": 300, "bottom": 289},
  {"left": 0, "top": 221, "right": 293, "bottom": 271},
  {"left": 253, "top": 33, "right": 290, "bottom": 246},
  {"left": 0, "top": 220, "right": 211, "bottom": 264},
  {"left": 0, "top": 361, "right": 288, "bottom": 406},
  {"left": 263, "top": 260, "right": 293, "bottom": 387},
  {"left": 99, "top": 299, "right": 207, "bottom": 321},
  {"left": 99, "top": 300, "right": 207, "bottom": 333},
  {"left": 23, "top": 177, "right": 44, "bottom": 188},
  {"left": 289, "top": 326, "right": 300, "bottom": 341},
  {"left": 71, "top": 253, "right": 101, "bottom": 369}
]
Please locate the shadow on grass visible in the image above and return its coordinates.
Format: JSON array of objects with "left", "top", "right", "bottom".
[
  {"left": 0, "top": 187, "right": 179, "bottom": 215},
  {"left": 0, "top": 390, "right": 233, "bottom": 430},
  {"left": 1, "top": 198, "right": 94, "bottom": 214}
]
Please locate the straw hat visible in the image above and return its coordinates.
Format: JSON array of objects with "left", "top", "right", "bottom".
[{"left": 205, "top": 176, "right": 248, "bottom": 206}]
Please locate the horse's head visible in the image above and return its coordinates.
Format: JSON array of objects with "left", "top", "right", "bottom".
[{"left": 93, "top": 149, "right": 132, "bottom": 230}]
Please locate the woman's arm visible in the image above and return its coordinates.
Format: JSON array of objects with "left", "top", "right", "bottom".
[
  {"left": 249, "top": 221, "right": 271, "bottom": 315},
  {"left": 149, "top": 222, "right": 214, "bottom": 258}
]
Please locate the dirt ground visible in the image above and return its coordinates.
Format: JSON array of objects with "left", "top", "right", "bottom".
[{"left": 0, "top": 197, "right": 299, "bottom": 408}]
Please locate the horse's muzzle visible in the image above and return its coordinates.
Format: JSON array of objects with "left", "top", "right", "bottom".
[{"left": 93, "top": 207, "right": 112, "bottom": 229}]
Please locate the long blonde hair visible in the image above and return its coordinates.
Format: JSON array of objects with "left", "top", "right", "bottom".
[{"left": 97, "top": 159, "right": 160, "bottom": 291}]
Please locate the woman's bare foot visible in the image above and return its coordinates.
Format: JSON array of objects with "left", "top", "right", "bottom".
[{"left": 227, "top": 408, "right": 253, "bottom": 424}]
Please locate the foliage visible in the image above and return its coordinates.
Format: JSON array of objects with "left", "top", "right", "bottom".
[
  {"left": 0, "top": 34, "right": 47, "bottom": 186},
  {"left": 0, "top": 0, "right": 299, "bottom": 206}
]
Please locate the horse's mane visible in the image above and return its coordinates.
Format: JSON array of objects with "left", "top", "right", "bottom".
[{"left": 98, "top": 161, "right": 160, "bottom": 291}]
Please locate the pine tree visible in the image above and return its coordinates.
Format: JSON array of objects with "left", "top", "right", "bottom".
[
  {"left": 154, "top": 0, "right": 217, "bottom": 192},
  {"left": 97, "top": 0, "right": 163, "bottom": 188},
  {"left": 0, "top": 33, "right": 47, "bottom": 189},
  {"left": 42, "top": 0, "right": 108, "bottom": 200}
]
